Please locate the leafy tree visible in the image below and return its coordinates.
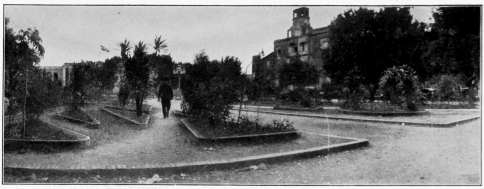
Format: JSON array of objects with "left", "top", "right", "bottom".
[
  {"left": 148, "top": 54, "right": 175, "bottom": 87},
  {"left": 99, "top": 56, "right": 122, "bottom": 91},
  {"left": 181, "top": 52, "right": 243, "bottom": 124},
  {"left": 279, "top": 56, "right": 319, "bottom": 89},
  {"left": 5, "top": 17, "right": 45, "bottom": 107},
  {"left": 323, "top": 7, "right": 428, "bottom": 101},
  {"left": 427, "top": 7, "right": 480, "bottom": 89},
  {"left": 69, "top": 61, "right": 99, "bottom": 109},
  {"left": 124, "top": 41, "right": 150, "bottom": 116}
]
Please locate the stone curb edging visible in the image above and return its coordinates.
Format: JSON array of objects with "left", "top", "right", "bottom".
[
  {"left": 104, "top": 104, "right": 153, "bottom": 114},
  {"left": 236, "top": 109, "right": 480, "bottom": 127},
  {"left": 102, "top": 107, "right": 151, "bottom": 127},
  {"left": 4, "top": 133, "right": 368, "bottom": 176},
  {"left": 337, "top": 109, "right": 430, "bottom": 117},
  {"left": 180, "top": 118, "right": 300, "bottom": 141},
  {"left": 55, "top": 108, "right": 101, "bottom": 128},
  {"left": 4, "top": 122, "right": 91, "bottom": 147},
  {"left": 274, "top": 106, "right": 325, "bottom": 112}
]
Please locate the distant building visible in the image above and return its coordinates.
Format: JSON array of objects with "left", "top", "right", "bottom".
[
  {"left": 253, "top": 7, "right": 330, "bottom": 90},
  {"left": 40, "top": 63, "right": 75, "bottom": 87}
]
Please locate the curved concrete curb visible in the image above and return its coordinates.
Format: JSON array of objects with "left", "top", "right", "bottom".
[
  {"left": 180, "top": 118, "right": 300, "bottom": 141},
  {"left": 4, "top": 133, "right": 368, "bottom": 175},
  {"left": 104, "top": 104, "right": 153, "bottom": 114},
  {"left": 338, "top": 108, "right": 430, "bottom": 116},
  {"left": 4, "top": 122, "right": 91, "bottom": 147},
  {"left": 55, "top": 108, "right": 101, "bottom": 128},
  {"left": 102, "top": 107, "right": 150, "bottom": 127},
  {"left": 236, "top": 109, "right": 480, "bottom": 127},
  {"left": 274, "top": 106, "right": 324, "bottom": 112}
]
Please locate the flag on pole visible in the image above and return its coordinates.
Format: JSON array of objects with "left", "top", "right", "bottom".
[{"left": 101, "top": 45, "right": 110, "bottom": 52}]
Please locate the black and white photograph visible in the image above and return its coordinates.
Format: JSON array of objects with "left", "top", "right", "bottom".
[{"left": 2, "top": 1, "right": 482, "bottom": 186}]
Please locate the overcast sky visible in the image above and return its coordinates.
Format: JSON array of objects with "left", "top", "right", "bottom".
[{"left": 5, "top": 5, "right": 435, "bottom": 74}]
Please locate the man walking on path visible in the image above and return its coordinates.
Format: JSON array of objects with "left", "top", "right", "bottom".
[{"left": 158, "top": 77, "right": 173, "bottom": 118}]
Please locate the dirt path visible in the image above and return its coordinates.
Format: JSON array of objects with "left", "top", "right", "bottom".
[{"left": 4, "top": 99, "right": 190, "bottom": 167}]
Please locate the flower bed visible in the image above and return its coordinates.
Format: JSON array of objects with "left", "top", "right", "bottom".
[
  {"left": 177, "top": 112, "right": 299, "bottom": 140},
  {"left": 102, "top": 106, "right": 150, "bottom": 125}
]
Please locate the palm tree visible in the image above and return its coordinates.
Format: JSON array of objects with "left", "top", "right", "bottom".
[
  {"left": 116, "top": 39, "right": 132, "bottom": 108},
  {"left": 117, "top": 39, "right": 132, "bottom": 60},
  {"left": 125, "top": 41, "right": 150, "bottom": 116},
  {"left": 153, "top": 35, "right": 167, "bottom": 56}
]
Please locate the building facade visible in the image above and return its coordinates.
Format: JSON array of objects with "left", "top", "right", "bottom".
[
  {"left": 253, "top": 7, "right": 330, "bottom": 90},
  {"left": 40, "top": 63, "right": 74, "bottom": 87}
]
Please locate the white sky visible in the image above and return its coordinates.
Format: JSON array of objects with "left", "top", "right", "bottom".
[{"left": 5, "top": 5, "right": 436, "bottom": 74}]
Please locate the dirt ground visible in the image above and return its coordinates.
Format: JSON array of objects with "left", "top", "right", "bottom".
[{"left": 3, "top": 99, "right": 481, "bottom": 185}]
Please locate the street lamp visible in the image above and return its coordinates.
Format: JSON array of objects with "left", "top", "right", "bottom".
[{"left": 173, "top": 64, "right": 185, "bottom": 100}]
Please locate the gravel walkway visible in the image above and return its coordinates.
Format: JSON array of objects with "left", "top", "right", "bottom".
[{"left": 4, "top": 100, "right": 481, "bottom": 185}]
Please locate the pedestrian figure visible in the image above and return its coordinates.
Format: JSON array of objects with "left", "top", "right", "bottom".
[
  {"left": 242, "top": 94, "right": 249, "bottom": 108},
  {"left": 158, "top": 77, "right": 173, "bottom": 118}
]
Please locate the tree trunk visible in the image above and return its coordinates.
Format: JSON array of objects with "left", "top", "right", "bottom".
[
  {"left": 367, "top": 84, "right": 378, "bottom": 103},
  {"left": 136, "top": 94, "right": 142, "bottom": 116}
]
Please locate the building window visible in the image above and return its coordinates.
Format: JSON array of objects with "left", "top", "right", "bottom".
[
  {"left": 320, "top": 39, "right": 329, "bottom": 49},
  {"left": 53, "top": 73, "right": 58, "bottom": 81},
  {"left": 277, "top": 48, "right": 282, "bottom": 55},
  {"left": 300, "top": 42, "right": 307, "bottom": 51}
]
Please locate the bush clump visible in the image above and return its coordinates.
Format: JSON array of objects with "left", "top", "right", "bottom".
[
  {"left": 379, "top": 65, "right": 420, "bottom": 111},
  {"left": 181, "top": 52, "right": 244, "bottom": 124},
  {"left": 214, "top": 115, "right": 295, "bottom": 136}
]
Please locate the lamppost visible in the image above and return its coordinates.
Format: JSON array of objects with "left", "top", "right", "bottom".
[{"left": 173, "top": 64, "right": 185, "bottom": 100}]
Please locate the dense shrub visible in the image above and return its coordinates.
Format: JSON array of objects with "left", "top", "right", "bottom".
[
  {"left": 321, "top": 83, "right": 341, "bottom": 103},
  {"left": 219, "top": 115, "right": 295, "bottom": 136},
  {"left": 379, "top": 65, "right": 420, "bottom": 111},
  {"left": 425, "top": 74, "right": 466, "bottom": 101},
  {"left": 181, "top": 52, "right": 244, "bottom": 124}
]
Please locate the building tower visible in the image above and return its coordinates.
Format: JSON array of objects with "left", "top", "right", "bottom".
[{"left": 287, "top": 7, "right": 312, "bottom": 38}]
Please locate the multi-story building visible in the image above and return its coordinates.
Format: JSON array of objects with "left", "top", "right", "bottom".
[{"left": 253, "top": 7, "right": 330, "bottom": 90}]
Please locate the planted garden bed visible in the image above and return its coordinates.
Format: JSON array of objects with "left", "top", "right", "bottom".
[
  {"left": 4, "top": 119, "right": 90, "bottom": 153},
  {"left": 56, "top": 108, "right": 100, "bottom": 127},
  {"left": 274, "top": 104, "right": 324, "bottom": 112},
  {"left": 177, "top": 111, "right": 299, "bottom": 140},
  {"left": 338, "top": 102, "right": 429, "bottom": 116},
  {"left": 102, "top": 106, "right": 150, "bottom": 126}
]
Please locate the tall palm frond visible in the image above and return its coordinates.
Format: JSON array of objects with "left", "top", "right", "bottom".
[
  {"left": 153, "top": 35, "right": 167, "bottom": 55},
  {"left": 117, "top": 39, "right": 132, "bottom": 60}
]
